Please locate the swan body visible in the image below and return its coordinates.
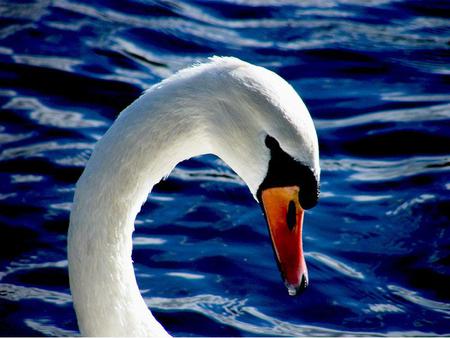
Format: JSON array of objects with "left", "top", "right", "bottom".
[{"left": 68, "top": 57, "right": 320, "bottom": 336}]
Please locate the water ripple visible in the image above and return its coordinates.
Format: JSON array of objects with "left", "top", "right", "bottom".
[
  {"left": 307, "top": 252, "right": 365, "bottom": 280},
  {"left": 12, "top": 55, "right": 81, "bottom": 72},
  {"left": 24, "top": 319, "right": 79, "bottom": 337},
  {"left": 388, "top": 285, "right": 450, "bottom": 316},
  {"left": 0, "top": 141, "right": 93, "bottom": 161},
  {"left": 0, "top": 283, "right": 70, "bottom": 305},
  {"left": 316, "top": 103, "right": 450, "bottom": 129},
  {"left": 322, "top": 156, "right": 450, "bottom": 182},
  {"left": 146, "top": 293, "right": 435, "bottom": 336},
  {"left": 4, "top": 97, "right": 106, "bottom": 129},
  {"left": 0, "top": 0, "right": 449, "bottom": 335}
]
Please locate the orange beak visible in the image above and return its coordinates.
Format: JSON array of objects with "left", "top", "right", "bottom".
[{"left": 260, "top": 185, "right": 308, "bottom": 296}]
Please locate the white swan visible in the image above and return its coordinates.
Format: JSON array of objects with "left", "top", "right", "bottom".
[{"left": 68, "top": 56, "right": 320, "bottom": 336}]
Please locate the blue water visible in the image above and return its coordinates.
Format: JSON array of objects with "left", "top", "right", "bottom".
[{"left": 0, "top": 0, "right": 449, "bottom": 336}]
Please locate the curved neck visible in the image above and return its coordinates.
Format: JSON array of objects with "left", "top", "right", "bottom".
[
  {"left": 68, "top": 89, "right": 213, "bottom": 336},
  {"left": 68, "top": 58, "right": 306, "bottom": 336}
]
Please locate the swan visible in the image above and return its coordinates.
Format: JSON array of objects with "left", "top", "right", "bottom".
[{"left": 68, "top": 56, "right": 320, "bottom": 336}]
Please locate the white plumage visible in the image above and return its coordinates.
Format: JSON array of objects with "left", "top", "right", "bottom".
[{"left": 68, "top": 57, "right": 319, "bottom": 336}]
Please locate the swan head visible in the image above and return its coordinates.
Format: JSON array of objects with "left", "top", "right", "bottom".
[
  {"left": 202, "top": 57, "right": 320, "bottom": 296},
  {"left": 254, "top": 89, "right": 319, "bottom": 296},
  {"left": 145, "top": 56, "right": 320, "bottom": 296}
]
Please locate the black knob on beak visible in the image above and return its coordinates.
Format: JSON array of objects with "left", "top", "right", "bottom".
[{"left": 286, "top": 273, "right": 309, "bottom": 296}]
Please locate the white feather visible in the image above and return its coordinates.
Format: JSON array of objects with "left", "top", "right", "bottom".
[{"left": 68, "top": 56, "right": 319, "bottom": 336}]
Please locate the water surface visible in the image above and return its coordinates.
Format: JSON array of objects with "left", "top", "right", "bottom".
[{"left": 0, "top": 0, "right": 449, "bottom": 336}]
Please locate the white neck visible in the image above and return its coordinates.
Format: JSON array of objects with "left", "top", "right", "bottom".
[
  {"left": 68, "top": 57, "right": 318, "bottom": 336},
  {"left": 68, "top": 59, "right": 259, "bottom": 336},
  {"left": 68, "top": 104, "right": 203, "bottom": 337}
]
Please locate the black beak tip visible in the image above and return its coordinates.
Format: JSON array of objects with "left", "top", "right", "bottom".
[{"left": 286, "top": 273, "right": 308, "bottom": 296}]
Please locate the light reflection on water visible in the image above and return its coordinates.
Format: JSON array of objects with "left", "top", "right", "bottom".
[{"left": 0, "top": 278, "right": 446, "bottom": 336}]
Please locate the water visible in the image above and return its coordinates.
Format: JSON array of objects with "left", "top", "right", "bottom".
[{"left": 0, "top": 0, "right": 449, "bottom": 336}]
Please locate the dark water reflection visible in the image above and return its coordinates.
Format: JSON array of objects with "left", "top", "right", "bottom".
[{"left": 0, "top": 0, "right": 449, "bottom": 336}]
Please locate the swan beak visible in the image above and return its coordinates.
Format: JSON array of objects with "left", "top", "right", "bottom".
[{"left": 260, "top": 185, "right": 308, "bottom": 296}]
